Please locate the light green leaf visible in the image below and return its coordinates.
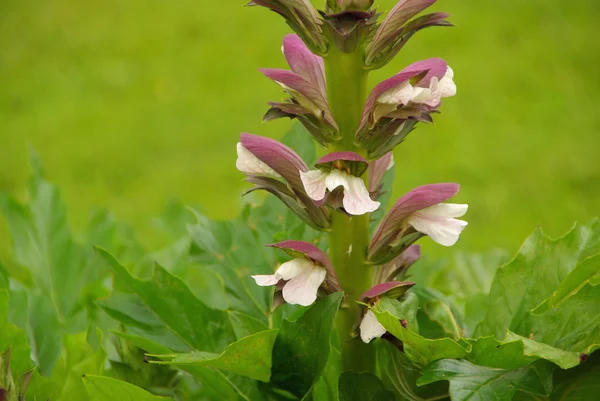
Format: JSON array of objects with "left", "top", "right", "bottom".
[
  {"left": 270, "top": 292, "right": 343, "bottom": 398},
  {"left": 152, "top": 329, "right": 279, "bottom": 382},
  {"left": 374, "top": 308, "right": 469, "bottom": 366},
  {"left": 534, "top": 253, "right": 600, "bottom": 314},
  {"left": 96, "top": 247, "right": 235, "bottom": 353},
  {"left": 82, "top": 375, "right": 171, "bottom": 401},
  {"left": 418, "top": 359, "right": 553, "bottom": 401},
  {"left": 468, "top": 332, "right": 580, "bottom": 370},
  {"left": 0, "top": 290, "right": 32, "bottom": 377},
  {"left": 338, "top": 372, "right": 395, "bottom": 401},
  {"left": 376, "top": 293, "right": 420, "bottom": 333},
  {"left": 477, "top": 221, "right": 600, "bottom": 339}
]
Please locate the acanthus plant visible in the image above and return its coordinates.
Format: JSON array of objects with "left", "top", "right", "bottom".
[
  {"left": 1, "top": 0, "right": 599, "bottom": 400},
  {"left": 238, "top": 0, "right": 464, "bottom": 372}
]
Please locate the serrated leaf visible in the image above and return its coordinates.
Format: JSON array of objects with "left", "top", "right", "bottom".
[
  {"left": 82, "top": 375, "right": 170, "bottom": 401},
  {"left": 477, "top": 221, "right": 600, "bottom": 339},
  {"left": 152, "top": 329, "right": 279, "bottom": 382},
  {"left": 97, "top": 248, "right": 235, "bottom": 353},
  {"left": 417, "top": 359, "right": 553, "bottom": 401},
  {"left": 373, "top": 299, "right": 469, "bottom": 366},
  {"left": 270, "top": 292, "right": 343, "bottom": 398},
  {"left": 338, "top": 372, "right": 395, "bottom": 401}
]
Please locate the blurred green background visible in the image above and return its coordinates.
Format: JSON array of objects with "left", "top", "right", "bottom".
[{"left": 1, "top": 0, "right": 599, "bottom": 259}]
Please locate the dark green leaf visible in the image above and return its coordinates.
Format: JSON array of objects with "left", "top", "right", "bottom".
[
  {"left": 550, "top": 354, "right": 600, "bottom": 400},
  {"left": 338, "top": 372, "right": 395, "bottom": 401},
  {"left": 376, "top": 340, "right": 448, "bottom": 401},
  {"left": 270, "top": 292, "right": 343, "bottom": 398},
  {"left": 152, "top": 330, "right": 279, "bottom": 382},
  {"left": 418, "top": 359, "right": 553, "bottom": 401},
  {"left": 97, "top": 248, "right": 235, "bottom": 352}
]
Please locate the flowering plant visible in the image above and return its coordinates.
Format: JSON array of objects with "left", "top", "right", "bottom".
[{"left": 0, "top": 1, "right": 598, "bottom": 400}]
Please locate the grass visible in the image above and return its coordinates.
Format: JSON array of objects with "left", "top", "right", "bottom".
[{"left": 1, "top": 0, "right": 599, "bottom": 259}]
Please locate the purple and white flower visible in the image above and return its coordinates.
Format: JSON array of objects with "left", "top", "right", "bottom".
[
  {"left": 252, "top": 240, "right": 339, "bottom": 307},
  {"left": 370, "top": 183, "right": 468, "bottom": 263},
  {"left": 300, "top": 152, "right": 380, "bottom": 215}
]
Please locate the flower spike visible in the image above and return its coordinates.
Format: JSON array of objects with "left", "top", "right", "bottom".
[{"left": 369, "top": 183, "right": 467, "bottom": 263}]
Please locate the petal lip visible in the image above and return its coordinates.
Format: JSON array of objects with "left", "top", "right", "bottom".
[
  {"left": 361, "top": 281, "right": 415, "bottom": 299},
  {"left": 267, "top": 240, "right": 340, "bottom": 291},
  {"left": 300, "top": 170, "right": 328, "bottom": 201},
  {"left": 370, "top": 183, "right": 460, "bottom": 254},
  {"left": 360, "top": 310, "right": 387, "bottom": 343},
  {"left": 282, "top": 265, "right": 327, "bottom": 306},
  {"left": 251, "top": 274, "right": 281, "bottom": 286}
]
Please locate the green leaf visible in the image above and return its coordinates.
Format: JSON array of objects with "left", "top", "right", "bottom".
[
  {"left": 550, "top": 354, "right": 600, "bottom": 400},
  {"left": 477, "top": 221, "right": 600, "bottom": 339},
  {"left": 376, "top": 293, "right": 420, "bottom": 334},
  {"left": 270, "top": 292, "right": 343, "bottom": 398},
  {"left": 418, "top": 359, "right": 553, "bottom": 401},
  {"left": 82, "top": 375, "right": 171, "bottom": 401},
  {"left": 96, "top": 247, "right": 235, "bottom": 353},
  {"left": 374, "top": 306, "right": 469, "bottom": 366},
  {"left": 338, "top": 372, "right": 395, "bottom": 401},
  {"left": 152, "top": 329, "right": 279, "bottom": 382},
  {"left": 534, "top": 253, "right": 600, "bottom": 314},
  {"left": 0, "top": 290, "right": 31, "bottom": 377},
  {"left": 468, "top": 332, "right": 581, "bottom": 370},
  {"left": 376, "top": 340, "right": 449, "bottom": 401}
]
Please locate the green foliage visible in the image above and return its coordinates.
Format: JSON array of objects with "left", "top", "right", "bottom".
[
  {"left": 1, "top": 137, "right": 600, "bottom": 400},
  {"left": 338, "top": 372, "right": 394, "bottom": 401},
  {"left": 271, "top": 292, "right": 343, "bottom": 399},
  {"left": 418, "top": 359, "right": 553, "bottom": 401},
  {"left": 151, "top": 330, "right": 279, "bottom": 382},
  {"left": 83, "top": 375, "right": 171, "bottom": 401}
]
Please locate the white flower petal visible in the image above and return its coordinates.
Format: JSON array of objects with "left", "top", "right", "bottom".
[
  {"left": 282, "top": 265, "right": 326, "bottom": 306},
  {"left": 439, "top": 66, "right": 456, "bottom": 98},
  {"left": 359, "top": 310, "right": 387, "bottom": 343},
  {"left": 251, "top": 274, "right": 280, "bottom": 286},
  {"left": 373, "top": 82, "right": 414, "bottom": 122},
  {"left": 236, "top": 143, "right": 281, "bottom": 178},
  {"left": 407, "top": 203, "right": 469, "bottom": 247},
  {"left": 300, "top": 169, "right": 328, "bottom": 201},
  {"left": 411, "top": 77, "right": 441, "bottom": 107},
  {"left": 325, "top": 170, "right": 379, "bottom": 215},
  {"left": 419, "top": 203, "right": 468, "bottom": 218},
  {"left": 275, "top": 258, "right": 314, "bottom": 281},
  {"left": 377, "top": 81, "right": 414, "bottom": 106}
]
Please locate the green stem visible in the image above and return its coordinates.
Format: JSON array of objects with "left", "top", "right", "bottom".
[{"left": 324, "top": 47, "right": 375, "bottom": 372}]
